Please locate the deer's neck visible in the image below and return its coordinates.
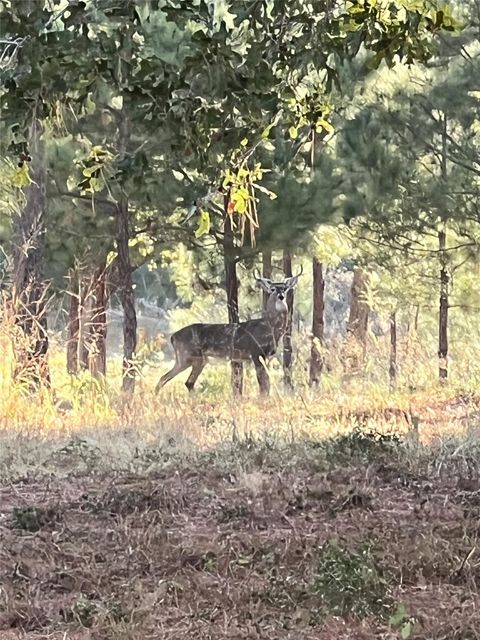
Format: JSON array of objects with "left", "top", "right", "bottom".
[{"left": 265, "top": 309, "right": 288, "bottom": 343}]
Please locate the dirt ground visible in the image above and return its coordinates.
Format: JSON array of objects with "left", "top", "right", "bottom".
[{"left": 1, "top": 455, "right": 480, "bottom": 640}]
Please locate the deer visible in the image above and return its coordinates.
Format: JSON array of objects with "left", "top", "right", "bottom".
[{"left": 155, "top": 266, "right": 303, "bottom": 395}]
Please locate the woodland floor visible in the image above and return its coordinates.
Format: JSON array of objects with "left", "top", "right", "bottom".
[{"left": 1, "top": 431, "right": 480, "bottom": 640}]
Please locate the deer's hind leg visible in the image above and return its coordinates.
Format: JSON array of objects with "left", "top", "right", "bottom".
[
  {"left": 185, "top": 358, "right": 206, "bottom": 392},
  {"left": 155, "top": 360, "right": 191, "bottom": 393},
  {"left": 253, "top": 356, "right": 270, "bottom": 396}
]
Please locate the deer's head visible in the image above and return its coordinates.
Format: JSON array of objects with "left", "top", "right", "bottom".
[{"left": 255, "top": 265, "right": 303, "bottom": 320}]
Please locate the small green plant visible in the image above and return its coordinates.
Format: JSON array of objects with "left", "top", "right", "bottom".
[
  {"left": 389, "top": 604, "right": 415, "bottom": 639},
  {"left": 313, "top": 541, "right": 392, "bottom": 618},
  {"left": 70, "top": 596, "right": 98, "bottom": 628},
  {"left": 325, "top": 427, "right": 402, "bottom": 465},
  {"left": 12, "top": 505, "right": 61, "bottom": 532}
]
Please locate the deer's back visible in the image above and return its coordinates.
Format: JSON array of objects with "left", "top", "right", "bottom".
[{"left": 171, "top": 320, "right": 278, "bottom": 360}]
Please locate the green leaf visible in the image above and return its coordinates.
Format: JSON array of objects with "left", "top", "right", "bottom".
[
  {"left": 233, "top": 193, "right": 247, "bottom": 214},
  {"left": 289, "top": 125, "right": 299, "bottom": 140},
  {"left": 222, "top": 170, "right": 234, "bottom": 189},
  {"left": 11, "top": 164, "right": 32, "bottom": 188},
  {"left": 389, "top": 605, "right": 408, "bottom": 626},
  {"left": 316, "top": 118, "right": 334, "bottom": 134},
  {"left": 111, "top": 95, "right": 123, "bottom": 110},
  {"left": 261, "top": 124, "right": 274, "bottom": 139},
  {"left": 82, "top": 164, "right": 103, "bottom": 177},
  {"left": 195, "top": 210, "right": 210, "bottom": 238},
  {"left": 401, "top": 621, "right": 413, "bottom": 639},
  {"left": 84, "top": 93, "right": 96, "bottom": 115},
  {"left": 240, "top": 137, "right": 248, "bottom": 147},
  {"left": 106, "top": 250, "right": 117, "bottom": 267}
]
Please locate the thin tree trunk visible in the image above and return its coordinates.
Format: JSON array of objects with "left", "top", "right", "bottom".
[
  {"left": 283, "top": 249, "right": 294, "bottom": 389},
  {"left": 438, "top": 228, "right": 448, "bottom": 381},
  {"left": 414, "top": 305, "right": 420, "bottom": 332},
  {"left": 262, "top": 250, "right": 272, "bottom": 313},
  {"left": 389, "top": 311, "right": 397, "bottom": 389},
  {"left": 117, "top": 193, "right": 137, "bottom": 394},
  {"left": 87, "top": 264, "right": 107, "bottom": 377},
  {"left": 309, "top": 256, "right": 325, "bottom": 387},
  {"left": 117, "top": 112, "right": 137, "bottom": 394},
  {"left": 224, "top": 211, "right": 243, "bottom": 395},
  {"left": 345, "top": 266, "right": 369, "bottom": 372},
  {"left": 66, "top": 268, "right": 80, "bottom": 375},
  {"left": 76, "top": 266, "right": 108, "bottom": 377},
  {"left": 12, "top": 111, "right": 50, "bottom": 386},
  {"left": 438, "top": 112, "right": 449, "bottom": 382},
  {"left": 78, "top": 274, "right": 91, "bottom": 370}
]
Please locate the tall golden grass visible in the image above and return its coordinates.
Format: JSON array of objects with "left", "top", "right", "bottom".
[{"left": 1, "top": 298, "right": 477, "bottom": 447}]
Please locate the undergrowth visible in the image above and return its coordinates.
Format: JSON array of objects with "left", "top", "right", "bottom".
[
  {"left": 2, "top": 312, "right": 480, "bottom": 638},
  {"left": 313, "top": 541, "right": 393, "bottom": 618}
]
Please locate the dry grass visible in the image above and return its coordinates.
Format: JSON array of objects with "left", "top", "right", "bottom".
[
  {"left": 2, "top": 440, "right": 480, "bottom": 639},
  {"left": 3, "top": 318, "right": 480, "bottom": 638}
]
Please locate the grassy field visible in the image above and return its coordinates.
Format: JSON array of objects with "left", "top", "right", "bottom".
[
  {"left": 2, "top": 333, "right": 480, "bottom": 639},
  {"left": 2, "top": 389, "right": 480, "bottom": 639}
]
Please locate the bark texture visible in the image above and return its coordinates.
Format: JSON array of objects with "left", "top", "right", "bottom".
[
  {"left": 309, "top": 257, "right": 325, "bottom": 387},
  {"left": 69, "top": 265, "right": 108, "bottom": 377},
  {"left": 438, "top": 229, "right": 448, "bottom": 381},
  {"left": 87, "top": 265, "right": 108, "bottom": 377},
  {"left": 262, "top": 250, "right": 272, "bottom": 313},
  {"left": 438, "top": 113, "right": 449, "bottom": 382},
  {"left": 389, "top": 311, "right": 397, "bottom": 389},
  {"left": 117, "top": 113, "right": 137, "bottom": 395},
  {"left": 117, "top": 195, "right": 137, "bottom": 394},
  {"left": 12, "top": 113, "right": 50, "bottom": 386},
  {"left": 282, "top": 249, "right": 294, "bottom": 389},
  {"left": 224, "top": 213, "right": 243, "bottom": 395},
  {"left": 66, "top": 269, "right": 80, "bottom": 375},
  {"left": 345, "top": 267, "right": 369, "bottom": 373}
]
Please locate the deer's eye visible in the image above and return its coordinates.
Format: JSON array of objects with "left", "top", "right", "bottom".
[{"left": 270, "top": 287, "right": 276, "bottom": 293}]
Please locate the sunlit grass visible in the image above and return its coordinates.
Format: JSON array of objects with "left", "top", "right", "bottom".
[
  {"left": 1, "top": 321, "right": 477, "bottom": 444},
  {"left": 2, "top": 313, "right": 480, "bottom": 484},
  {"left": 2, "top": 290, "right": 480, "bottom": 468}
]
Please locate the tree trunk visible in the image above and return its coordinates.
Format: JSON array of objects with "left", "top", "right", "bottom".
[
  {"left": 438, "top": 113, "right": 449, "bottom": 383},
  {"left": 262, "top": 250, "right": 272, "bottom": 313},
  {"left": 78, "top": 274, "right": 91, "bottom": 370},
  {"left": 438, "top": 228, "right": 448, "bottom": 381},
  {"left": 87, "top": 264, "right": 107, "bottom": 377},
  {"left": 74, "top": 265, "right": 108, "bottom": 377},
  {"left": 117, "top": 194, "right": 137, "bottom": 394},
  {"left": 116, "top": 112, "right": 137, "bottom": 395},
  {"left": 345, "top": 267, "right": 369, "bottom": 372},
  {"left": 224, "top": 212, "right": 243, "bottom": 395},
  {"left": 66, "top": 269, "right": 80, "bottom": 375},
  {"left": 12, "top": 112, "right": 50, "bottom": 387},
  {"left": 309, "top": 256, "right": 325, "bottom": 387},
  {"left": 389, "top": 311, "right": 397, "bottom": 389},
  {"left": 283, "top": 249, "right": 294, "bottom": 389}
]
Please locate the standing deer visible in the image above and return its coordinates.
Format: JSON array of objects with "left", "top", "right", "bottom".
[{"left": 155, "top": 266, "right": 302, "bottom": 395}]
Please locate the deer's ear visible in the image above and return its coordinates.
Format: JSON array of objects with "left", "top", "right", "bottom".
[
  {"left": 284, "top": 275, "right": 299, "bottom": 290},
  {"left": 256, "top": 278, "right": 273, "bottom": 293}
]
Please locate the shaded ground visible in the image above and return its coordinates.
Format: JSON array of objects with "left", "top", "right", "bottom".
[{"left": 1, "top": 439, "right": 480, "bottom": 640}]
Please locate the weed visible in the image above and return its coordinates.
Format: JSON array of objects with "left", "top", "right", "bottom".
[
  {"left": 68, "top": 596, "right": 98, "bottom": 628},
  {"left": 65, "top": 595, "right": 129, "bottom": 628},
  {"left": 324, "top": 427, "right": 403, "bottom": 465},
  {"left": 389, "top": 605, "right": 415, "bottom": 639},
  {"left": 12, "top": 505, "right": 62, "bottom": 532},
  {"left": 312, "top": 541, "right": 393, "bottom": 618}
]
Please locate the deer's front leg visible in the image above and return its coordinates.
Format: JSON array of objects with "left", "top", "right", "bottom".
[{"left": 253, "top": 356, "right": 270, "bottom": 396}]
